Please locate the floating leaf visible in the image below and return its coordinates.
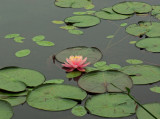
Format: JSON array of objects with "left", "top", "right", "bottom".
[
  {"left": 86, "top": 10, "right": 96, "bottom": 14},
  {"left": 65, "top": 15, "right": 100, "bottom": 28},
  {"left": 106, "top": 35, "right": 114, "bottom": 39},
  {"left": 78, "top": 70, "right": 132, "bottom": 93},
  {"left": 73, "top": 12, "right": 86, "bottom": 15},
  {"left": 126, "top": 59, "right": 143, "bottom": 64},
  {"left": 1, "top": 97, "right": 26, "bottom": 106},
  {"left": 66, "top": 71, "right": 81, "bottom": 78},
  {"left": 95, "top": 7, "right": 131, "bottom": 20},
  {"left": 85, "top": 93, "right": 136, "bottom": 117},
  {"left": 60, "top": 25, "right": 76, "bottom": 30},
  {"left": 0, "top": 90, "right": 28, "bottom": 97},
  {"left": 0, "top": 100, "right": 13, "bottom": 119},
  {"left": 93, "top": 61, "right": 107, "bottom": 68},
  {"left": 120, "top": 23, "right": 128, "bottom": 27},
  {"left": 55, "top": 0, "right": 93, "bottom": 9},
  {"left": 55, "top": 46, "right": 102, "bottom": 64},
  {"left": 15, "top": 49, "right": 30, "bottom": 57},
  {"left": 150, "top": 86, "right": 160, "bottom": 93},
  {"left": 43, "top": 79, "right": 64, "bottom": 84},
  {"left": 0, "top": 75, "right": 26, "bottom": 92},
  {"left": 27, "top": 84, "right": 87, "bottom": 111},
  {"left": 136, "top": 38, "right": 160, "bottom": 52},
  {"left": 52, "top": 20, "right": 64, "bottom": 24},
  {"left": 113, "top": 2, "right": 152, "bottom": 15},
  {"left": 129, "top": 41, "right": 137, "bottom": 44},
  {"left": 151, "top": 6, "right": 160, "bottom": 20},
  {"left": 5, "top": 34, "right": 20, "bottom": 39},
  {"left": 68, "top": 29, "right": 83, "bottom": 35},
  {"left": 0, "top": 67, "right": 45, "bottom": 87},
  {"left": 136, "top": 103, "right": 160, "bottom": 119},
  {"left": 36, "top": 41, "right": 55, "bottom": 46},
  {"left": 109, "top": 64, "right": 121, "bottom": 70},
  {"left": 96, "top": 65, "right": 110, "bottom": 71},
  {"left": 14, "top": 37, "right": 25, "bottom": 43},
  {"left": 85, "top": 67, "right": 98, "bottom": 73},
  {"left": 32, "top": 35, "right": 45, "bottom": 42},
  {"left": 84, "top": 4, "right": 94, "bottom": 10},
  {"left": 121, "top": 65, "right": 160, "bottom": 84},
  {"left": 71, "top": 105, "right": 87, "bottom": 117},
  {"left": 126, "top": 22, "right": 160, "bottom": 37}
]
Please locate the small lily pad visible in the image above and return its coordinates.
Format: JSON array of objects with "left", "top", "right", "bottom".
[
  {"left": 84, "top": 4, "right": 94, "bottom": 10},
  {"left": 66, "top": 71, "right": 81, "bottom": 78},
  {"left": 85, "top": 67, "right": 98, "bottom": 73},
  {"left": 60, "top": 25, "right": 76, "bottom": 30},
  {"left": 78, "top": 70, "right": 132, "bottom": 93},
  {"left": 109, "top": 64, "right": 121, "bottom": 70},
  {"left": 43, "top": 79, "right": 64, "bottom": 84},
  {"left": 113, "top": 2, "right": 152, "bottom": 15},
  {"left": 0, "top": 100, "right": 13, "bottom": 119},
  {"left": 14, "top": 37, "right": 25, "bottom": 43},
  {"left": 85, "top": 93, "right": 137, "bottom": 118},
  {"left": 93, "top": 61, "right": 107, "bottom": 68},
  {"left": 32, "top": 35, "right": 45, "bottom": 42},
  {"left": 65, "top": 15, "right": 100, "bottom": 28},
  {"left": 5, "top": 34, "right": 20, "bottom": 38},
  {"left": 136, "top": 103, "right": 160, "bottom": 119},
  {"left": 55, "top": 46, "right": 102, "bottom": 64},
  {"left": 15, "top": 49, "right": 30, "bottom": 57},
  {"left": 151, "top": 6, "right": 160, "bottom": 20},
  {"left": 106, "top": 35, "right": 114, "bottom": 39},
  {"left": 1, "top": 97, "right": 26, "bottom": 106},
  {"left": 68, "top": 29, "right": 83, "bottom": 35},
  {"left": 71, "top": 105, "right": 87, "bottom": 117},
  {"left": 36, "top": 41, "right": 55, "bottom": 46},
  {"left": 120, "top": 23, "right": 128, "bottom": 27},
  {"left": 52, "top": 20, "right": 64, "bottom": 24},
  {"left": 150, "top": 86, "right": 160, "bottom": 93},
  {"left": 136, "top": 38, "right": 160, "bottom": 52},
  {"left": 27, "top": 84, "right": 87, "bottom": 111},
  {"left": 121, "top": 65, "right": 160, "bottom": 84},
  {"left": 126, "top": 59, "right": 143, "bottom": 64},
  {"left": 129, "top": 41, "right": 137, "bottom": 44}
]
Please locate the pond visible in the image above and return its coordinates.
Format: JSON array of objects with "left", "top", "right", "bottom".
[{"left": 0, "top": 0, "right": 160, "bottom": 119}]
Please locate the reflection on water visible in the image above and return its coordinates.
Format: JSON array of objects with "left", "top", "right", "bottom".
[{"left": 0, "top": 0, "right": 160, "bottom": 119}]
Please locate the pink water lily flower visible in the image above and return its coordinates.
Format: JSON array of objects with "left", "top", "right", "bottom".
[{"left": 62, "top": 56, "right": 90, "bottom": 72}]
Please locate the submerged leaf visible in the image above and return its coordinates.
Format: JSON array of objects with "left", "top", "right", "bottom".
[
  {"left": 129, "top": 41, "right": 137, "bottom": 44},
  {"left": 15, "top": 49, "right": 30, "bottom": 57},
  {"left": 150, "top": 86, "right": 160, "bottom": 93},
  {"left": 120, "top": 23, "right": 128, "bottom": 27},
  {"left": 106, "top": 35, "right": 114, "bottom": 39}
]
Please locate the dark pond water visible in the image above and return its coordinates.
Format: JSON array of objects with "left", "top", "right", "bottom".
[{"left": 0, "top": 0, "right": 160, "bottom": 119}]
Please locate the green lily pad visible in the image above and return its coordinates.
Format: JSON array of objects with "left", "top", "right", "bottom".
[
  {"left": 14, "top": 37, "right": 25, "bottom": 43},
  {"left": 32, "top": 35, "right": 45, "bottom": 42},
  {"left": 121, "top": 65, "right": 160, "bottom": 84},
  {"left": 55, "top": 46, "right": 102, "bottom": 64},
  {"left": 78, "top": 70, "right": 132, "bottom": 93},
  {"left": 129, "top": 41, "right": 137, "bottom": 44},
  {"left": 1, "top": 96, "right": 26, "bottom": 106},
  {"left": 73, "top": 11, "right": 96, "bottom": 15},
  {"left": 85, "top": 93, "right": 137, "bottom": 117},
  {"left": 150, "top": 86, "right": 160, "bottom": 93},
  {"left": 0, "top": 100, "right": 13, "bottom": 119},
  {"left": 71, "top": 105, "right": 87, "bottom": 117},
  {"left": 113, "top": 2, "right": 152, "bottom": 15},
  {"left": 155, "top": 14, "right": 160, "bottom": 20},
  {"left": 95, "top": 7, "right": 131, "bottom": 20},
  {"left": 136, "top": 38, "right": 160, "bottom": 52},
  {"left": 108, "top": 64, "right": 121, "bottom": 70},
  {"left": 126, "top": 22, "right": 160, "bottom": 37},
  {"left": 84, "top": 4, "right": 94, "bottom": 10},
  {"left": 68, "top": 29, "right": 83, "bottom": 35},
  {"left": 52, "top": 20, "right": 64, "bottom": 24},
  {"left": 106, "top": 35, "right": 114, "bottom": 39},
  {"left": 15, "top": 49, "right": 30, "bottom": 57},
  {"left": 5, "top": 34, "right": 20, "bottom": 38},
  {"left": 60, "top": 25, "right": 76, "bottom": 30},
  {"left": 36, "top": 41, "right": 55, "bottom": 46},
  {"left": 27, "top": 84, "right": 87, "bottom": 111},
  {"left": 0, "top": 67, "right": 45, "bottom": 87},
  {"left": 0, "top": 90, "right": 28, "bottom": 97},
  {"left": 93, "top": 61, "right": 107, "bottom": 68},
  {"left": 0, "top": 74, "right": 26, "bottom": 92},
  {"left": 54, "top": 0, "right": 93, "bottom": 9},
  {"left": 65, "top": 15, "right": 100, "bottom": 28},
  {"left": 66, "top": 71, "right": 81, "bottom": 78},
  {"left": 120, "top": 23, "right": 128, "bottom": 27},
  {"left": 43, "top": 79, "right": 64, "bottom": 84},
  {"left": 85, "top": 67, "right": 98, "bottom": 73},
  {"left": 126, "top": 59, "right": 143, "bottom": 64},
  {"left": 151, "top": 6, "right": 160, "bottom": 20},
  {"left": 136, "top": 103, "right": 160, "bottom": 119}
]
